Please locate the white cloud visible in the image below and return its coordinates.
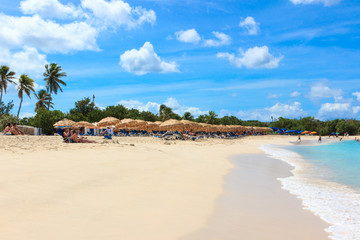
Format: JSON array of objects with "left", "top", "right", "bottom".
[
  {"left": 217, "top": 46, "right": 283, "bottom": 69},
  {"left": 0, "top": 14, "right": 99, "bottom": 54},
  {"left": 20, "top": 112, "right": 36, "bottom": 118},
  {"left": 175, "top": 29, "right": 201, "bottom": 44},
  {"left": 290, "top": 0, "right": 341, "bottom": 6},
  {"left": 235, "top": 102, "right": 306, "bottom": 121},
  {"left": 290, "top": 91, "right": 301, "bottom": 97},
  {"left": 203, "top": 31, "right": 231, "bottom": 47},
  {"left": 267, "top": 93, "right": 280, "bottom": 99},
  {"left": 352, "top": 92, "right": 360, "bottom": 101},
  {"left": 119, "top": 42, "right": 179, "bottom": 75},
  {"left": 353, "top": 106, "right": 360, "bottom": 115},
  {"left": 118, "top": 100, "right": 160, "bottom": 113},
  {"left": 0, "top": 47, "right": 48, "bottom": 77},
  {"left": 20, "top": 0, "right": 83, "bottom": 19},
  {"left": 118, "top": 97, "right": 207, "bottom": 116},
  {"left": 81, "top": 0, "right": 156, "bottom": 29},
  {"left": 239, "top": 16, "right": 259, "bottom": 35},
  {"left": 318, "top": 102, "right": 352, "bottom": 120},
  {"left": 308, "top": 83, "right": 342, "bottom": 99}
]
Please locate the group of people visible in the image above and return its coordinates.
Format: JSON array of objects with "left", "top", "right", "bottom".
[
  {"left": 3, "top": 123, "right": 25, "bottom": 135},
  {"left": 61, "top": 128, "right": 97, "bottom": 143}
]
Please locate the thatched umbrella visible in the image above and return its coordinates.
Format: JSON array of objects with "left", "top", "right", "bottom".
[
  {"left": 97, "top": 117, "right": 121, "bottom": 128},
  {"left": 145, "top": 121, "right": 161, "bottom": 131},
  {"left": 115, "top": 119, "right": 137, "bottom": 129},
  {"left": 53, "top": 118, "right": 76, "bottom": 128},
  {"left": 180, "top": 120, "right": 199, "bottom": 132},
  {"left": 159, "top": 119, "right": 184, "bottom": 132},
  {"left": 76, "top": 121, "right": 96, "bottom": 128}
]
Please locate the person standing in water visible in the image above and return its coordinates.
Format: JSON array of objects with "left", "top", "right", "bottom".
[
  {"left": 318, "top": 135, "right": 322, "bottom": 143},
  {"left": 297, "top": 135, "right": 301, "bottom": 143}
]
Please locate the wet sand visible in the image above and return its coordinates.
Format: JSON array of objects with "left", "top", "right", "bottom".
[{"left": 182, "top": 154, "right": 330, "bottom": 240}]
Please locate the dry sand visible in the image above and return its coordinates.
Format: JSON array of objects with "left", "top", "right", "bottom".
[{"left": 0, "top": 135, "right": 330, "bottom": 239}]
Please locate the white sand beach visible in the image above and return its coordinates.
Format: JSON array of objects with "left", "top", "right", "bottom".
[{"left": 0, "top": 135, "right": 330, "bottom": 240}]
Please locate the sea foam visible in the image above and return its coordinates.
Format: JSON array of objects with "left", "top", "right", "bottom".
[{"left": 262, "top": 145, "right": 360, "bottom": 240}]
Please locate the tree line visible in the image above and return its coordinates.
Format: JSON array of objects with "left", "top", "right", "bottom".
[{"left": 1, "top": 64, "right": 360, "bottom": 135}]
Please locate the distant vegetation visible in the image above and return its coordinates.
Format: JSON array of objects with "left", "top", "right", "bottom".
[{"left": 1, "top": 64, "right": 360, "bottom": 135}]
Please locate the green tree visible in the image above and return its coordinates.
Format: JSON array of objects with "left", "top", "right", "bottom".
[
  {"left": 17, "top": 74, "right": 35, "bottom": 118},
  {"left": 159, "top": 104, "right": 173, "bottom": 121},
  {"left": 43, "top": 63, "right": 67, "bottom": 109},
  {"left": 0, "top": 100, "right": 14, "bottom": 115},
  {"left": 205, "top": 111, "right": 218, "bottom": 124},
  {"left": 182, "top": 112, "right": 194, "bottom": 121},
  {"left": 35, "top": 89, "right": 54, "bottom": 112},
  {"left": 32, "top": 108, "right": 65, "bottom": 135},
  {"left": 0, "top": 65, "right": 16, "bottom": 104},
  {"left": 69, "top": 97, "right": 95, "bottom": 116}
]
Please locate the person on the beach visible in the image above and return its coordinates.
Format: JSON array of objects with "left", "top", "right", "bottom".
[
  {"left": 318, "top": 135, "right": 322, "bottom": 143},
  {"left": 4, "top": 123, "right": 17, "bottom": 135},
  {"left": 12, "top": 123, "right": 24, "bottom": 135},
  {"left": 296, "top": 135, "right": 301, "bottom": 143},
  {"left": 70, "top": 130, "right": 97, "bottom": 143}
]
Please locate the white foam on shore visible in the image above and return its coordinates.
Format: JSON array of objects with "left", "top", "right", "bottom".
[{"left": 262, "top": 145, "right": 360, "bottom": 240}]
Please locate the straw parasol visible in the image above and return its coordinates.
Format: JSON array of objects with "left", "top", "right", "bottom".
[
  {"left": 53, "top": 118, "right": 76, "bottom": 128},
  {"left": 180, "top": 120, "right": 199, "bottom": 131},
  {"left": 159, "top": 119, "right": 184, "bottom": 131},
  {"left": 97, "top": 117, "right": 121, "bottom": 128},
  {"left": 76, "top": 121, "right": 96, "bottom": 128},
  {"left": 145, "top": 121, "right": 161, "bottom": 131},
  {"left": 115, "top": 119, "right": 137, "bottom": 129}
]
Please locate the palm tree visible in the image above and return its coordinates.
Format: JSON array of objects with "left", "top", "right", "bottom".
[
  {"left": 17, "top": 74, "right": 35, "bottom": 118},
  {"left": 159, "top": 104, "right": 173, "bottom": 121},
  {"left": 182, "top": 112, "right": 194, "bottom": 121},
  {"left": 0, "top": 65, "right": 16, "bottom": 104},
  {"left": 43, "top": 63, "right": 67, "bottom": 109},
  {"left": 205, "top": 111, "right": 218, "bottom": 124},
  {"left": 35, "top": 89, "right": 54, "bottom": 112}
]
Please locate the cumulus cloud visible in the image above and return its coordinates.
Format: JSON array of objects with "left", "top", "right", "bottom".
[
  {"left": 175, "top": 29, "right": 201, "bottom": 44},
  {"left": 352, "top": 92, "right": 360, "bottom": 101},
  {"left": 317, "top": 102, "right": 353, "bottom": 120},
  {"left": 203, "top": 31, "right": 231, "bottom": 47},
  {"left": 0, "top": 14, "right": 98, "bottom": 54},
  {"left": 308, "top": 83, "right": 342, "bottom": 99},
  {"left": 119, "top": 42, "right": 179, "bottom": 75},
  {"left": 81, "top": 0, "right": 156, "bottom": 29},
  {"left": 217, "top": 46, "right": 283, "bottom": 69},
  {"left": 118, "top": 97, "right": 207, "bottom": 116},
  {"left": 290, "top": 91, "right": 301, "bottom": 97},
  {"left": 235, "top": 102, "right": 306, "bottom": 121},
  {"left": 239, "top": 16, "right": 259, "bottom": 35},
  {"left": 290, "top": 0, "right": 341, "bottom": 6},
  {"left": 0, "top": 47, "right": 48, "bottom": 77},
  {"left": 267, "top": 93, "right": 280, "bottom": 99},
  {"left": 20, "top": 0, "right": 83, "bottom": 19}
]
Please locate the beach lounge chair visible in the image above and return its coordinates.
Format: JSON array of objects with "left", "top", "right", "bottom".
[{"left": 57, "top": 128, "right": 72, "bottom": 143}]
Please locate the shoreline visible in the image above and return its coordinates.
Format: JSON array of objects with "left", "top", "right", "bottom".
[
  {"left": 182, "top": 154, "right": 330, "bottom": 240},
  {"left": 263, "top": 142, "right": 360, "bottom": 239},
  {"left": 0, "top": 135, "right": 341, "bottom": 239}
]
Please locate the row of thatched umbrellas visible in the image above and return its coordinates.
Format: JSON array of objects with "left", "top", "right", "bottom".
[{"left": 54, "top": 117, "right": 272, "bottom": 133}]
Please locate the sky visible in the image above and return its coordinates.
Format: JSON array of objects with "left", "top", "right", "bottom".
[{"left": 0, "top": 0, "right": 360, "bottom": 121}]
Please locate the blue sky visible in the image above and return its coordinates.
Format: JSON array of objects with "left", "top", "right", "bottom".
[{"left": 1, "top": 0, "right": 360, "bottom": 121}]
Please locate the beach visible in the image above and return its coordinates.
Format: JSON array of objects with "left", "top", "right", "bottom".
[{"left": 0, "top": 135, "right": 331, "bottom": 240}]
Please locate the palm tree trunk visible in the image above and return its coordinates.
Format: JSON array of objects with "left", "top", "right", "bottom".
[
  {"left": 48, "top": 93, "right": 51, "bottom": 110},
  {"left": 17, "top": 98, "right": 23, "bottom": 118},
  {"left": 0, "top": 89, "right": 3, "bottom": 104}
]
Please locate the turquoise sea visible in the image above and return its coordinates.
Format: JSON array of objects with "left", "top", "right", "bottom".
[
  {"left": 263, "top": 140, "right": 360, "bottom": 240},
  {"left": 288, "top": 140, "right": 360, "bottom": 191}
]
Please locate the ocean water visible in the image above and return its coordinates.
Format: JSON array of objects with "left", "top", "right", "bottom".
[
  {"left": 262, "top": 140, "right": 360, "bottom": 240},
  {"left": 288, "top": 140, "right": 360, "bottom": 191}
]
